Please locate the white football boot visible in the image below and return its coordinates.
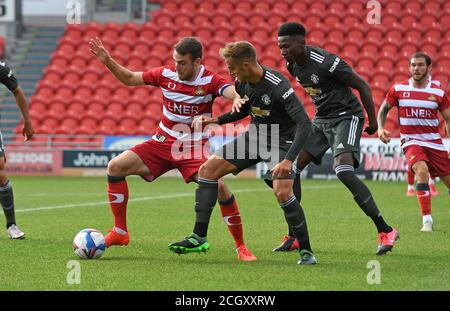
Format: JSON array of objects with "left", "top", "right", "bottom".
[{"left": 7, "top": 224, "right": 26, "bottom": 239}]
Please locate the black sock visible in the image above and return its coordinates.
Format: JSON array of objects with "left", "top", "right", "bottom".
[
  {"left": 279, "top": 196, "right": 312, "bottom": 253},
  {"left": 371, "top": 214, "right": 392, "bottom": 233},
  {"left": 0, "top": 181, "right": 16, "bottom": 229},
  {"left": 193, "top": 178, "right": 218, "bottom": 238},
  {"left": 288, "top": 174, "right": 302, "bottom": 237},
  {"left": 335, "top": 165, "right": 391, "bottom": 233}
]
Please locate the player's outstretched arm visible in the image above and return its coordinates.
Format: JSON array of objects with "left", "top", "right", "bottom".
[
  {"left": 89, "top": 37, "right": 144, "bottom": 86},
  {"left": 377, "top": 100, "right": 392, "bottom": 144},
  {"left": 344, "top": 71, "right": 378, "bottom": 135},
  {"left": 13, "top": 86, "right": 34, "bottom": 141},
  {"left": 221, "top": 85, "right": 249, "bottom": 113}
]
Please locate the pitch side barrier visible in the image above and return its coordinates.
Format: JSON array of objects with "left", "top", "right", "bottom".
[{"left": 4, "top": 135, "right": 450, "bottom": 180}]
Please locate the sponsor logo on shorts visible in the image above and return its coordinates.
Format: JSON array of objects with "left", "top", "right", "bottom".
[{"left": 155, "top": 134, "right": 166, "bottom": 142}]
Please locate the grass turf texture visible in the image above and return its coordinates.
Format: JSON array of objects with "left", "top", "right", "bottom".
[{"left": 1, "top": 176, "right": 449, "bottom": 290}]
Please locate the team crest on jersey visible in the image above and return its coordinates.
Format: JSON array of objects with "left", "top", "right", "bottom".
[
  {"left": 428, "top": 94, "right": 437, "bottom": 102},
  {"left": 311, "top": 74, "right": 319, "bottom": 84},
  {"left": 194, "top": 87, "right": 206, "bottom": 96},
  {"left": 403, "top": 92, "right": 410, "bottom": 98},
  {"left": 261, "top": 94, "right": 271, "bottom": 105}
]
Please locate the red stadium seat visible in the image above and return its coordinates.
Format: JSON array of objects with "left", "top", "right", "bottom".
[
  {"left": 384, "top": 28, "right": 402, "bottom": 44},
  {"left": 399, "top": 13, "right": 417, "bottom": 28},
  {"left": 346, "top": 26, "right": 364, "bottom": 45},
  {"left": 399, "top": 42, "right": 418, "bottom": 58},
  {"left": 420, "top": 13, "right": 439, "bottom": 27},
  {"left": 379, "top": 42, "right": 398, "bottom": 58},
  {"left": 103, "top": 23, "right": 121, "bottom": 40},
  {"left": 323, "top": 41, "right": 340, "bottom": 54},
  {"left": 40, "top": 117, "right": 60, "bottom": 134},
  {"left": 235, "top": 1, "right": 252, "bottom": 12},
  {"left": 106, "top": 102, "right": 124, "bottom": 118},
  {"left": 216, "top": 1, "right": 233, "bottom": 12},
  {"left": 392, "top": 73, "right": 409, "bottom": 84},
  {"left": 381, "top": 13, "right": 398, "bottom": 26},
  {"left": 365, "top": 27, "right": 384, "bottom": 44},
  {"left": 308, "top": 28, "right": 326, "bottom": 43},
  {"left": 403, "top": 27, "right": 422, "bottom": 43},
  {"left": 327, "top": 29, "right": 345, "bottom": 45},
  {"left": 290, "top": 1, "right": 307, "bottom": 14},
  {"left": 341, "top": 12, "right": 360, "bottom": 28},
  {"left": 98, "top": 117, "right": 118, "bottom": 135},
  {"left": 323, "top": 12, "right": 341, "bottom": 27},
  {"left": 151, "top": 11, "right": 172, "bottom": 25},
  {"left": 341, "top": 42, "right": 359, "bottom": 60},
  {"left": 114, "top": 41, "right": 132, "bottom": 55},
  {"left": 192, "top": 11, "right": 210, "bottom": 27},
  {"left": 65, "top": 24, "right": 83, "bottom": 39},
  {"left": 174, "top": 12, "right": 191, "bottom": 26},
  {"left": 246, "top": 12, "right": 268, "bottom": 27},
  {"left": 180, "top": 0, "right": 197, "bottom": 12},
  {"left": 121, "top": 22, "right": 141, "bottom": 39},
  {"left": 329, "top": 0, "right": 345, "bottom": 14},
  {"left": 140, "top": 26, "right": 157, "bottom": 41},
  {"left": 309, "top": 1, "right": 326, "bottom": 15},
  {"left": 159, "top": 0, "right": 177, "bottom": 11},
  {"left": 385, "top": 0, "right": 402, "bottom": 14},
  {"left": 197, "top": 1, "right": 215, "bottom": 12},
  {"left": 250, "top": 0, "right": 269, "bottom": 12},
  {"left": 356, "top": 56, "right": 374, "bottom": 72},
  {"left": 360, "top": 42, "right": 378, "bottom": 58}
]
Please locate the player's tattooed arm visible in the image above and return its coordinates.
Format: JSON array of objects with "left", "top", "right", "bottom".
[{"left": 377, "top": 100, "right": 392, "bottom": 144}]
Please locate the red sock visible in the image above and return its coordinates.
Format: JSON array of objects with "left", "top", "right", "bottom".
[
  {"left": 107, "top": 179, "right": 129, "bottom": 232},
  {"left": 219, "top": 195, "right": 244, "bottom": 248},
  {"left": 407, "top": 168, "right": 415, "bottom": 186},
  {"left": 416, "top": 185, "right": 431, "bottom": 216}
]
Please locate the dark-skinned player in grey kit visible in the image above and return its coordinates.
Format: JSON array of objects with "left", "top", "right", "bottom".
[
  {"left": 169, "top": 41, "right": 317, "bottom": 265},
  {"left": 269, "top": 22, "right": 398, "bottom": 255}
]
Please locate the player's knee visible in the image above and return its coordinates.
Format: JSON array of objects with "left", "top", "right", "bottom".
[
  {"left": 199, "top": 161, "right": 218, "bottom": 180},
  {"left": 414, "top": 164, "right": 429, "bottom": 182},
  {"left": 274, "top": 186, "right": 292, "bottom": 203},
  {"left": 107, "top": 158, "right": 125, "bottom": 176}
]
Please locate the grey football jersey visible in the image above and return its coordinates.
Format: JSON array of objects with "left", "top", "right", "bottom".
[{"left": 287, "top": 45, "right": 363, "bottom": 122}]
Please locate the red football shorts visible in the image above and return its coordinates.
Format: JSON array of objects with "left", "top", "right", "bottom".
[
  {"left": 130, "top": 138, "right": 209, "bottom": 183},
  {"left": 404, "top": 144, "right": 450, "bottom": 178}
]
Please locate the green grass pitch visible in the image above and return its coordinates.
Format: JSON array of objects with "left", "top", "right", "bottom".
[{"left": 1, "top": 176, "right": 449, "bottom": 290}]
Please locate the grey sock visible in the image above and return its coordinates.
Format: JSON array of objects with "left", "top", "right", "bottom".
[{"left": 0, "top": 181, "right": 16, "bottom": 228}]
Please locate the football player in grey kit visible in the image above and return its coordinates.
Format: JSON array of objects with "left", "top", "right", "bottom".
[
  {"left": 274, "top": 22, "right": 398, "bottom": 255},
  {"left": 0, "top": 61, "right": 35, "bottom": 239},
  {"left": 169, "top": 41, "right": 317, "bottom": 265}
]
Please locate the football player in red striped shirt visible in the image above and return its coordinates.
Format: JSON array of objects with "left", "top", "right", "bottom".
[
  {"left": 90, "top": 37, "right": 257, "bottom": 260},
  {"left": 378, "top": 52, "right": 450, "bottom": 232}
]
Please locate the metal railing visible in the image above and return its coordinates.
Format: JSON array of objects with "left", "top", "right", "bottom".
[{"left": 4, "top": 133, "right": 104, "bottom": 150}]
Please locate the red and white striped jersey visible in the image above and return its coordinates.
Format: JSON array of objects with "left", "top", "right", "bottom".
[
  {"left": 385, "top": 78, "right": 450, "bottom": 151},
  {"left": 142, "top": 65, "right": 230, "bottom": 143}
]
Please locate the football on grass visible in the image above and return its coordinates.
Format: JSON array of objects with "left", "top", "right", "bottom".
[{"left": 73, "top": 229, "right": 106, "bottom": 259}]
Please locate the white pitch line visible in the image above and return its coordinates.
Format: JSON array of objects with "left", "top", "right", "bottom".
[{"left": 14, "top": 185, "right": 338, "bottom": 214}]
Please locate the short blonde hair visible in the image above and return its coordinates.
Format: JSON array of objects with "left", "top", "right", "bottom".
[{"left": 219, "top": 41, "right": 257, "bottom": 64}]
